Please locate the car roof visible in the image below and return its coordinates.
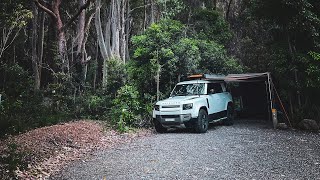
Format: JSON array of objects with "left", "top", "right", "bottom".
[{"left": 177, "top": 80, "right": 223, "bottom": 85}]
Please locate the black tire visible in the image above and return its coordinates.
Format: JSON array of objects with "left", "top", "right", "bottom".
[
  {"left": 224, "top": 104, "right": 234, "bottom": 126},
  {"left": 153, "top": 119, "right": 167, "bottom": 133},
  {"left": 194, "top": 109, "right": 209, "bottom": 133}
]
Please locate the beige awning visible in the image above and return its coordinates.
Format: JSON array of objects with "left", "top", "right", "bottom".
[{"left": 225, "top": 72, "right": 270, "bottom": 82}]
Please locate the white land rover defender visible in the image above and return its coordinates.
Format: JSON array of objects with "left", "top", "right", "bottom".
[{"left": 152, "top": 77, "right": 234, "bottom": 133}]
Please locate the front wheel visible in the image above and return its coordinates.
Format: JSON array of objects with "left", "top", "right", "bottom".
[
  {"left": 153, "top": 119, "right": 167, "bottom": 133},
  {"left": 224, "top": 104, "right": 234, "bottom": 126},
  {"left": 194, "top": 109, "right": 209, "bottom": 133}
]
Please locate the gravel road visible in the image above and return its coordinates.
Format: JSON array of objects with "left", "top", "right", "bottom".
[{"left": 51, "top": 119, "right": 320, "bottom": 180}]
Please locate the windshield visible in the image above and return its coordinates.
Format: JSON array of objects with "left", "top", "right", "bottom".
[{"left": 170, "top": 83, "right": 205, "bottom": 96}]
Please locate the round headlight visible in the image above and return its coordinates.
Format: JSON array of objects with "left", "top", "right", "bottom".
[
  {"left": 183, "top": 103, "right": 193, "bottom": 110},
  {"left": 154, "top": 105, "right": 160, "bottom": 111}
]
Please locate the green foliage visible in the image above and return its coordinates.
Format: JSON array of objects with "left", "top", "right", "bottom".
[
  {"left": 197, "top": 40, "right": 243, "bottom": 74},
  {"left": 306, "top": 52, "right": 320, "bottom": 87},
  {"left": 132, "top": 20, "right": 185, "bottom": 60},
  {"left": 110, "top": 85, "right": 141, "bottom": 132},
  {"left": 73, "top": 91, "right": 112, "bottom": 120},
  {"left": 0, "top": 64, "right": 73, "bottom": 136},
  {"left": 131, "top": 19, "right": 186, "bottom": 95},
  {"left": 249, "top": 0, "right": 320, "bottom": 51},
  {"left": 0, "top": 92, "right": 70, "bottom": 137},
  {"left": 131, "top": 18, "right": 242, "bottom": 99},
  {"left": 0, "top": 143, "right": 29, "bottom": 179},
  {"left": 236, "top": 0, "right": 320, "bottom": 123},
  {"left": 309, "top": 51, "right": 320, "bottom": 61},
  {"left": 173, "top": 38, "right": 201, "bottom": 75},
  {"left": 190, "top": 9, "right": 233, "bottom": 44},
  {"left": 0, "top": 1, "right": 32, "bottom": 28},
  {"left": 106, "top": 59, "right": 126, "bottom": 97},
  {"left": 0, "top": 64, "right": 33, "bottom": 97},
  {"left": 157, "top": 0, "right": 186, "bottom": 19}
]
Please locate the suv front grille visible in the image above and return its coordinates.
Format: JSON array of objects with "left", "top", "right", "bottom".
[
  {"left": 160, "top": 115, "right": 180, "bottom": 119},
  {"left": 162, "top": 105, "right": 180, "bottom": 108}
]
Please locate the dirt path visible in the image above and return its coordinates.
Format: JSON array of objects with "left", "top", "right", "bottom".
[{"left": 51, "top": 119, "right": 320, "bottom": 180}]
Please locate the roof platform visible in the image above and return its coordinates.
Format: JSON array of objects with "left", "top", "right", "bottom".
[{"left": 188, "top": 73, "right": 271, "bottom": 82}]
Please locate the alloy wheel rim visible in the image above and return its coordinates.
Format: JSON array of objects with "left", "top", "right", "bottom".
[
  {"left": 202, "top": 114, "right": 207, "bottom": 129},
  {"left": 228, "top": 108, "right": 233, "bottom": 119}
]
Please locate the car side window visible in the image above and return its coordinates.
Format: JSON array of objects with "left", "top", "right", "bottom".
[{"left": 207, "top": 83, "right": 223, "bottom": 94}]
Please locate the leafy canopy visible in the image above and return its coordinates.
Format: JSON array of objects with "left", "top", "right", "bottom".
[{"left": 130, "top": 18, "right": 242, "bottom": 98}]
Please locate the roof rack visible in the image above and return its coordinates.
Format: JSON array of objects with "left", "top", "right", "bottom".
[{"left": 187, "top": 74, "right": 226, "bottom": 81}]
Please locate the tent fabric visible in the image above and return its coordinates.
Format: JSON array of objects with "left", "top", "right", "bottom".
[
  {"left": 192, "top": 73, "right": 271, "bottom": 82},
  {"left": 225, "top": 73, "right": 270, "bottom": 82},
  {"left": 189, "top": 72, "right": 275, "bottom": 123}
]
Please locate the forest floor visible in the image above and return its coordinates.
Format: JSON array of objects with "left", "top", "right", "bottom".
[{"left": 0, "top": 120, "right": 152, "bottom": 179}]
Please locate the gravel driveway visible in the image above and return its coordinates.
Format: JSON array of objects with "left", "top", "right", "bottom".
[{"left": 51, "top": 119, "right": 320, "bottom": 180}]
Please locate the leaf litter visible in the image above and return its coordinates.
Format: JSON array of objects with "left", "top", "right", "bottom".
[{"left": 0, "top": 120, "right": 152, "bottom": 179}]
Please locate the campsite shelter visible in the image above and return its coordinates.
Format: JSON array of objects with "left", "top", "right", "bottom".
[
  {"left": 188, "top": 73, "right": 290, "bottom": 127},
  {"left": 226, "top": 73, "right": 274, "bottom": 120}
]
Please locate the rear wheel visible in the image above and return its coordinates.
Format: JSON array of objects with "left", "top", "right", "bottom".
[
  {"left": 224, "top": 104, "right": 234, "bottom": 126},
  {"left": 153, "top": 119, "right": 167, "bottom": 133},
  {"left": 194, "top": 109, "right": 209, "bottom": 133}
]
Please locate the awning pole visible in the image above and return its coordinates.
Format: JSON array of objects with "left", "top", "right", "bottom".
[
  {"left": 265, "top": 81, "right": 271, "bottom": 122},
  {"left": 267, "top": 73, "right": 273, "bottom": 123},
  {"left": 272, "top": 81, "right": 293, "bottom": 128}
]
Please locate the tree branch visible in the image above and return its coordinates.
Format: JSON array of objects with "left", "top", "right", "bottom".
[
  {"left": 226, "top": 0, "right": 233, "bottom": 21},
  {"left": 33, "top": 0, "right": 57, "bottom": 20},
  {"left": 39, "top": 0, "right": 50, "bottom": 7},
  {"left": 129, "top": 3, "right": 152, "bottom": 14},
  {"left": 61, "top": 0, "right": 93, "bottom": 32}
]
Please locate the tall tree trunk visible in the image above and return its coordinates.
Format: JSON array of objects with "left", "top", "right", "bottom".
[
  {"left": 95, "top": 0, "right": 108, "bottom": 60},
  {"left": 93, "top": 40, "right": 99, "bottom": 90},
  {"left": 76, "top": 0, "right": 86, "bottom": 88},
  {"left": 111, "top": 0, "right": 120, "bottom": 58},
  {"left": 120, "top": 0, "right": 126, "bottom": 62},
  {"left": 34, "top": 0, "right": 92, "bottom": 74},
  {"left": 226, "top": 0, "right": 233, "bottom": 21},
  {"left": 294, "top": 70, "right": 301, "bottom": 107},
  {"left": 125, "top": 0, "right": 131, "bottom": 62},
  {"left": 103, "top": 5, "right": 112, "bottom": 59},
  {"left": 82, "top": 12, "right": 95, "bottom": 84},
  {"left": 144, "top": 0, "right": 147, "bottom": 30},
  {"left": 77, "top": 0, "right": 86, "bottom": 58},
  {"left": 38, "top": 11, "right": 45, "bottom": 81},
  {"left": 156, "top": 68, "right": 160, "bottom": 101},
  {"left": 213, "top": 0, "right": 217, "bottom": 9},
  {"left": 150, "top": 0, "right": 155, "bottom": 24},
  {"left": 95, "top": 0, "right": 109, "bottom": 87},
  {"left": 286, "top": 31, "right": 301, "bottom": 108},
  {"left": 32, "top": 3, "right": 41, "bottom": 91},
  {"left": 52, "top": 0, "right": 68, "bottom": 72},
  {"left": 156, "top": 50, "right": 160, "bottom": 101}
]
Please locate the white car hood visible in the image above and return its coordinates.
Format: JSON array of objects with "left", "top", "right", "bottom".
[{"left": 157, "top": 96, "right": 200, "bottom": 105}]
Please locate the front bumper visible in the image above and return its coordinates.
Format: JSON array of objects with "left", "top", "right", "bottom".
[{"left": 154, "top": 114, "right": 197, "bottom": 128}]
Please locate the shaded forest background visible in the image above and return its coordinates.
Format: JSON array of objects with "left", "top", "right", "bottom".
[{"left": 0, "top": 0, "right": 319, "bottom": 135}]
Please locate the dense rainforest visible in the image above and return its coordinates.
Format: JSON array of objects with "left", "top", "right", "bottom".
[{"left": 0, "top": 0, "right": 319, "bottom": 135}]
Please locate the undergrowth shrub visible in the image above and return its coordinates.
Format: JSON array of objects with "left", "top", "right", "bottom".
[
  {"left": 291, "top": 104, "right": 320, "bottom": 127},
  {"left": 0, "top": 92, "right": 70, "bottom": 137},
  {"left": 73, "top": 90, "right": 112, "bottom": 120},
  {"left": 110, "top": 85, "right": 141, "bottom": 132}
]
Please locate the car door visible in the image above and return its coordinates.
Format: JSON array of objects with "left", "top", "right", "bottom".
[
  {"left": 219, "top": 82, "right": 230, "bottom": 111},
  {"left": 207, "top": 83, "right": 224, "bottom": 116}
]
